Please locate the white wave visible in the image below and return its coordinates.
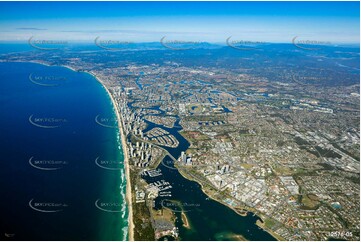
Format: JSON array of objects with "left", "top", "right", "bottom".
[
  {"left": 121, "top": 201, "right": 126, "bottom": 219},
  {"left": 122, "top": 226, "right": 128, "bottom": 241},
  {"left": 120, "top": 168, "right": 125, "bottom": 183},
  {"left": 119, "top": 183, "right": 126, "bottom": 191},
  {"left": 120, "top": 187, "right": 126, "bottom": 219},
  {"left": 120, "top": 186, "right": 126, "bottom": 200}
]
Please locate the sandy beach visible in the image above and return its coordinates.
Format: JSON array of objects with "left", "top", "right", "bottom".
[
  {"left": 60, "top": 64, "right": 78, "bottom": 72},
  {"left": 29, "top": 63, "right": 135, "bottom": 240},
  {"left": 15, "top": 61, "right": 78, "bottom": 73},
  {"left": 16, "top": 62, "right": 135, "bottom": 240},
  {"left": 88, "top": 71, "right": 135, "bottom": 241}
]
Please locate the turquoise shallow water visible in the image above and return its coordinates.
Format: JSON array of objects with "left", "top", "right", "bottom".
[{"left": 0, "top": 62, "right": 127, "bottom": 240}]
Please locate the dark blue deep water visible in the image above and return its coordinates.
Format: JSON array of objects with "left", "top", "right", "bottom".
[{"left": 0, "top": 62, "right": 127, "bottom": 240}]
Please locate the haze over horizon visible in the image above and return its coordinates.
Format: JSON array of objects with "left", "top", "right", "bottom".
[{"left": 0, "top": 1, "right": 359, "bottom": 44}]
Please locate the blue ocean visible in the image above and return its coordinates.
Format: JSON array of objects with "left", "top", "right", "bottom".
[{"left": 0, "top": 62, "right": 128, "bottom": 240}]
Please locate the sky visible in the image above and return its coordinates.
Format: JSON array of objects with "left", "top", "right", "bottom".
[{"left": 0, "top": 1, "right": 359, "bottom": 44}]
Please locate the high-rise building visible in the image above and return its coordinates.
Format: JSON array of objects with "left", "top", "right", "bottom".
[
  {"left": 141, "top": 151, "right": 145, "bottom": 160},
  {"left": 181, "top": 151, "right": 187, "bottom": 163}
]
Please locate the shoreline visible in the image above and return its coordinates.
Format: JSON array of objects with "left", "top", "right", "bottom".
[
  {"left": 15, "top": 60, "right": 272, "bottom": 241},
  {"left": 3, "top": 60, "right": 77, "bottom": 73},
  {"left": 12, "top": 61, "right": 135, "bottom": 240},
  {"left": 181, "top": 211, "right": 190, "bottom": 229},
  {"left": 14, "top": 60, "right": 135, "bottom": 240},
  {"left": 88, "top": 71, "right": 135, "bottom": 241},
  {"left": 176, "top": 166, "right": 281, "bottom": 241}
]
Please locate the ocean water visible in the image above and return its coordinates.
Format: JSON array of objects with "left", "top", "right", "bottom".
[{"left": 0, "top": 62, "right": 127, "bottom": 240}]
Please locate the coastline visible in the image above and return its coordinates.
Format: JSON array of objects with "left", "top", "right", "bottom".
[
  {"left": 13, "top": 60, "right": 135, "bottom": 240},
  {"left": 89, "top": 71, "right": 135, "bottom": 241},
  {"left": 176, "top": 165, "right": 281, "bottom": 241},
  {"left": 3, "top": 61, "right": 134, "bottom": 240},
  {"left": 3, "top": 60, "right": 77, "bottom": 73},
  {"left": 181, "top": 211, "right": 190, "bottom": 229},
  {"left": 14, "top": 60, "right": 273, "bottom": 241}
]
